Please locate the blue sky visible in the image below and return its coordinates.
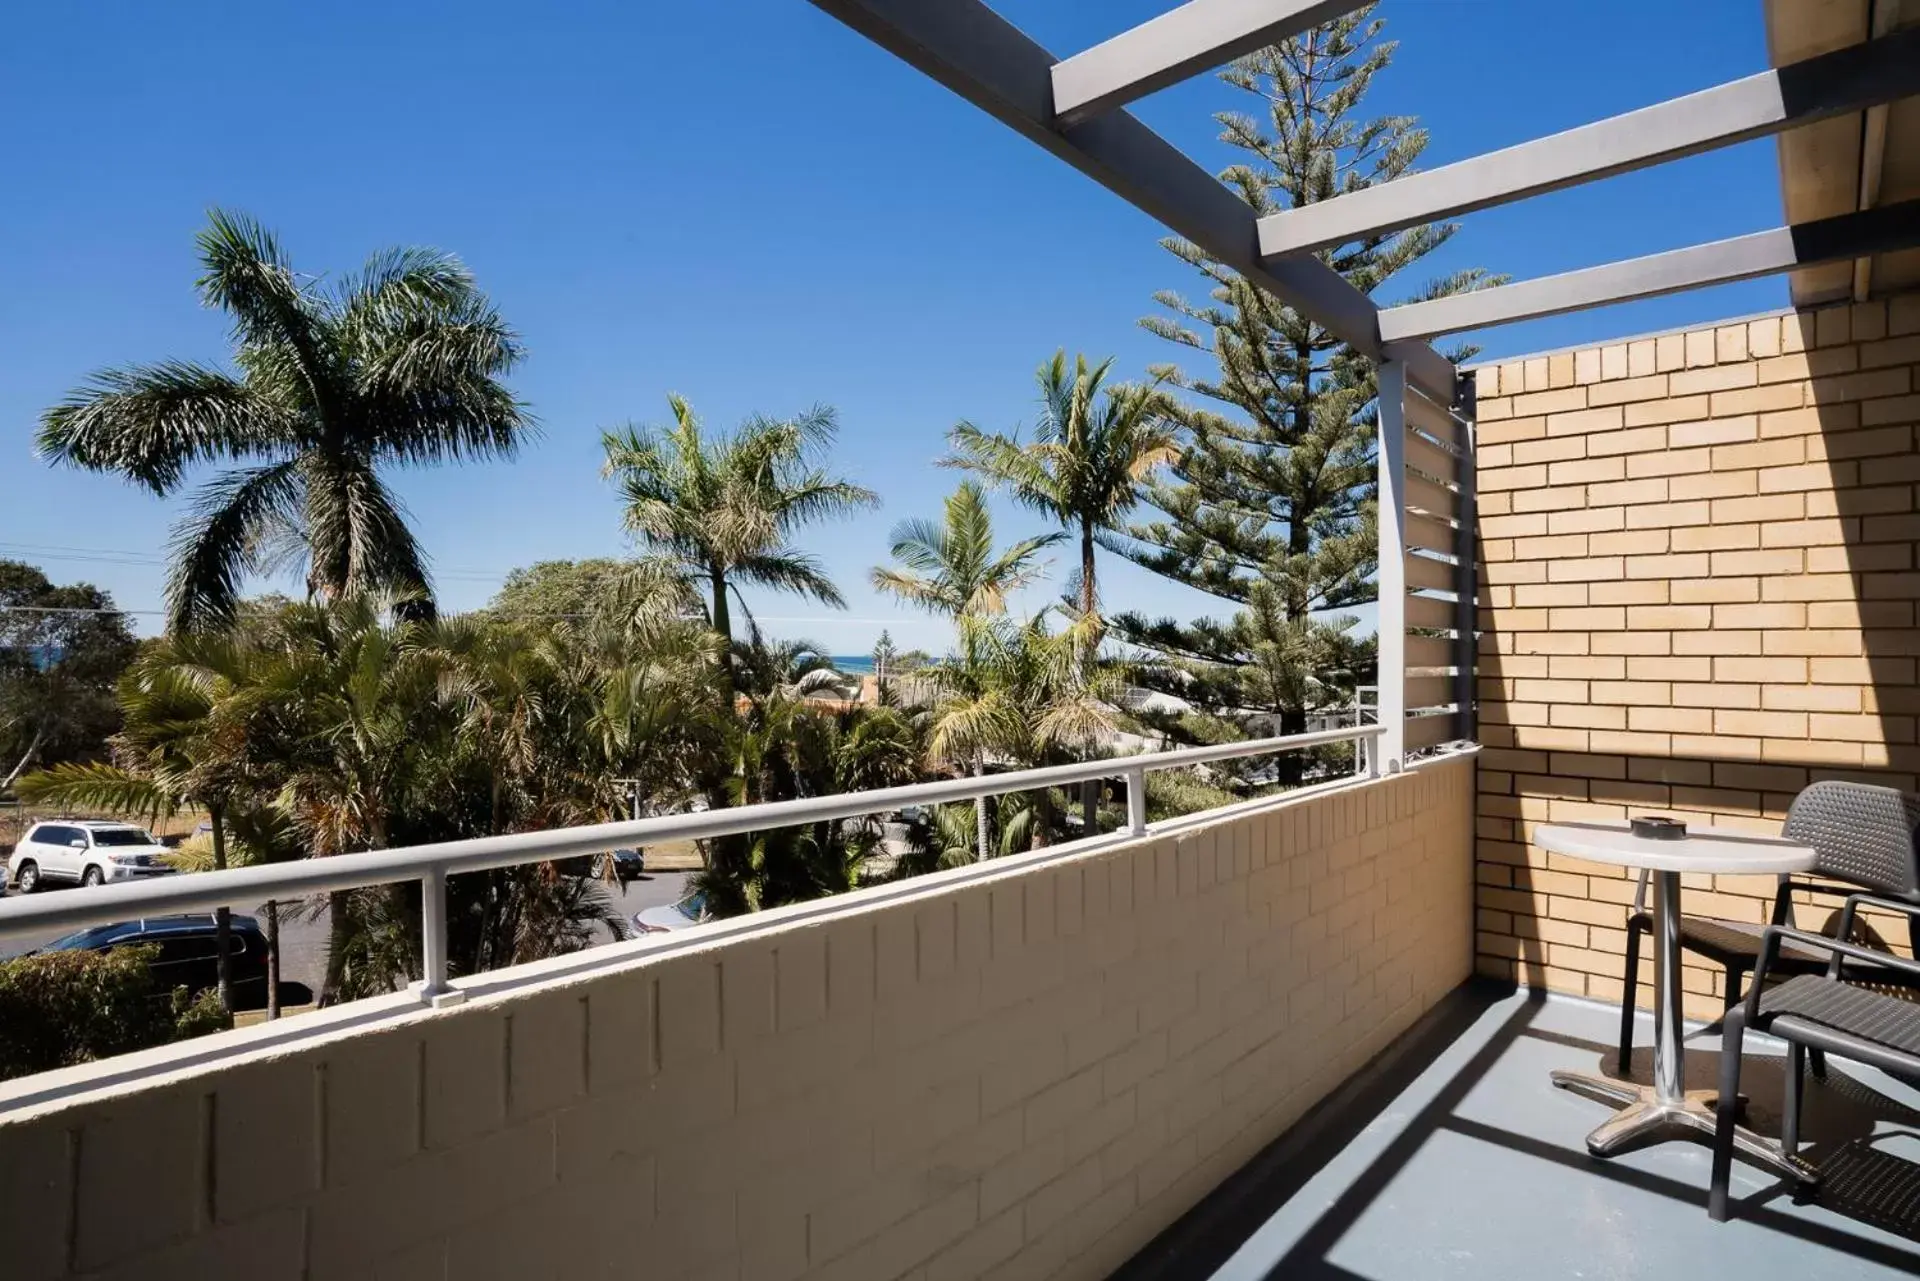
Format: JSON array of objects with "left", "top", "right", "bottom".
[{"left": 0, "top": 1, "right": 1783, "bottom": 652}]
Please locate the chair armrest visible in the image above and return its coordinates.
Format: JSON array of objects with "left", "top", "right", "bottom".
[
  {"left": 1746, "top": 926, "right": 1920, "bottom": 1021},
  {"left": 1771, "top": 877, "right": 1887, "bottom": 927},
  {"left": 1836, "top": 893, "right": 1920, "bottom": 973}
]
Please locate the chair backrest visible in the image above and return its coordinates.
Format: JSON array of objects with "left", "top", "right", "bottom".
[{"left": 1781, "top": 780, "right": 1920, "bottom": 897}]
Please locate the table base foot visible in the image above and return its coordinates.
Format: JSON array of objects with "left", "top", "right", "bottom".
[{"left": 1549, "top": 1071, "right": 1817, "bottom": 1185}]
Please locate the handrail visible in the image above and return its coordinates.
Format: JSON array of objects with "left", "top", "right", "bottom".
[{"left": 0, "top": 723, "right": 1384, "bottom": 1001}]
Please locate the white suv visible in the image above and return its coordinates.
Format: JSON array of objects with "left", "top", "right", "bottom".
[{"left": 6, "top": 820, "right": 178, "bottom": 892}]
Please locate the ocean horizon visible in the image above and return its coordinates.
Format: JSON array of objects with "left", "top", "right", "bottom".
[{"left": 830, "top": 655, "right": 876, "bottom": 674}]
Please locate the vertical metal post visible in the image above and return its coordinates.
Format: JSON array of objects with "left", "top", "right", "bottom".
[
  {"left": 1376, "top": 360, "right": 1409, "bottom": 772},
  {"left": 420, "top": 866, "right": 462, "bottom": 1007},
  {"left": 1651, "top": 871, "right": 1684, "bottom": 1104},
  {"left": 1125, "top": 766, "right": 1148, "bottom": 837},
  {"left": 1453, "top": 371, "right": 1479, "bottom": 739}
]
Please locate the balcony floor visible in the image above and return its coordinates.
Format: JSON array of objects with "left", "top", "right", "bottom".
[{"left": 1115, "top": 984, "right": 1920, "bottom": 1280}]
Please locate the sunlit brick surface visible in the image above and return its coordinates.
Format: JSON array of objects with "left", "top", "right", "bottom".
[
  {"left": 1470, "top": 294, "right": 1920, "bottom": 1019},
  {"left": 0, "top": 756, "right": 1472, "bottom": 1281}
]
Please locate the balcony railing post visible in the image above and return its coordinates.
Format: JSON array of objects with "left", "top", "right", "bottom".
[
  {"left": 1376, "top": 359, "right": 1409, "bottom": 773},
  {"left": 1125, "top": 766, "right": 1148, "bottom": 836},
  {"left": 420, "top": 865, "right": 462, "bottom": 1007}
]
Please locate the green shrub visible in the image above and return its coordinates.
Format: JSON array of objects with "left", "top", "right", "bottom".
[{"left": 0, "top": 945, "right": 233, "bottom": 1082}]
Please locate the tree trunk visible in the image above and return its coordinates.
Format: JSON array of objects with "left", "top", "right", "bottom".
[
  {"left": 974, "top": 755, "right": 990, "bottom": 862},
  {"left": 1078, "top": 521, "right": 1100, "bottom": 836},
  {"left": 265, "top": 900, "right": 281, "bottom": 1020},
  {"left": 321, "top": 890, "right": 350, "bottom": 1006},
  {"left": 1274, "top": 707, "right": 1309, "bottom": 788},
  {"left": 1, "top": 728, "right": 44, "bottom": 793},
  {"left": 209, "top": 804, "right": 232, "bottom": 1014},
  {"left": 711, "top": 565, "right": 734, "bottom": 699}
]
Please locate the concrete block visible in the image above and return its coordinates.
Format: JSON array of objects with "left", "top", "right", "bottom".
[
  {"left": 74, "top": 1085, "right": 203, "bottom": 1271},
  {"left": 215, "top": 1057, "right": 318, "bottom": 1224},
  {"left": 507, "top": 990, "right": 586, "bottom": 1120},
  {"left": 423, "top": 1008, "right": 506, "bottom": 1149}
]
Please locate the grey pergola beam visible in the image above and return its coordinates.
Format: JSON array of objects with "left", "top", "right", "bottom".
[
  {"left": 1051, "top": 0, "right": 1361, "bottom": 126},
  {"left": 808, "top": 0, "right": 1456, "bottom": 399},
  {"left": 1378, "top": 199, "right": 1920, "bottom": 342},
  {"left": 1258, "top": 26, "right": 1920, "bottom": 258}
]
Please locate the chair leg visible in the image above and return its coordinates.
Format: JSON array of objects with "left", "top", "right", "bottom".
[
  {"left": 1617, "top": 917, "right": 1643, "bottom": 1073},
  {"left": 1710, "top": 1006, "right": 1748, "bottom": 1222},
  {"left": 1782, "top": 1042, "right": 1804, "bottom": 1157},
  {"left": 1724, "top": 965, "right": 1745, "bottom": 1010},
  {"left": 1810, "top": 1047, "right": 1828, "bottom": 1080}
]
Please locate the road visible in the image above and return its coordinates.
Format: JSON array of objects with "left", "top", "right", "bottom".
[{"left": 0, "top": 871, "right": 692, "bottom": 994}]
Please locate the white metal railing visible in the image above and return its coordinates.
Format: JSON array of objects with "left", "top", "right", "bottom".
[{"left": 0, "top": 724, "right": 1383, "bottom": 1003}]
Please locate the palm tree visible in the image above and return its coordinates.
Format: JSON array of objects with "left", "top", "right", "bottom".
[
  {"left": 946, "top": 351, "right": 1177, "bottom": 828},
  {"left": 37, "top": 209, "right": 531, "bottom": 632},
  {"left": 15, "top": 635, "right": 259, "bottom": 1011},
  {"left": 869, "top": 480, "right": 1061, "bottom": 619},
  {"left": 233, "top": 595, "right": 452, "bottom": 1003},
  {"left": 601, "top": 396, "right": 877, "bottom": 698},
  {"left": 946, "top": 351, "right": 1178, "bottom": 622},
  {"left": 873, "top": 481, "right": 1059, "bottom": 858}
]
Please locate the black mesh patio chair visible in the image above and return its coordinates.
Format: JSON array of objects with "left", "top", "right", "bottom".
[
  {"left": 1709, "top": 892, "right": 1920, "bottom": 1221},
  {"left": 1616, "top": 781, "right": 1920, "bottom": 1071}
]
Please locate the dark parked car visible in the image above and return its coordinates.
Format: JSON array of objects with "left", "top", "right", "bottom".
[
  {"left": 556, "top": 848, "right": 645, "bottom": 883},
  {"left": 33, "top": 914, "right": 309, "bottom": 1011}
]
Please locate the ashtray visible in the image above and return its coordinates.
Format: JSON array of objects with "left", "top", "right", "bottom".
[{"left": 1630, "top": 816, "right": 1687, "bottom": 841}]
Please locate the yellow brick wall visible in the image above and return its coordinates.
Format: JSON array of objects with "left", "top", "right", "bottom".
[
  {"left": 0, "top": 755, "right": 1473, "bottom": 1281},
  {"left": 1470, "top": 294, "right": 1920, "bottom": 1018}
]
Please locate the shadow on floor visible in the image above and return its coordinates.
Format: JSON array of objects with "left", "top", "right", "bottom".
[{"left": 1110, "top": 981, "right": 1920, "bottom": 1281}]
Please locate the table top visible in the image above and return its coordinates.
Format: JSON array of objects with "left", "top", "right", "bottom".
[{"left": 1534, "top": 820, "right": 1818, "bottom": 873}]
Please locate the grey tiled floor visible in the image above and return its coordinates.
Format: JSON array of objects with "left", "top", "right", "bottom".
[{"left": 1115, "top": 985, "right": 1920, "bottom": 1280}]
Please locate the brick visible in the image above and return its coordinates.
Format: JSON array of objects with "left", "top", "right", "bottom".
[
  {"left": 1670, "top": 363, "right": 1757, "bottom": 396},
  {"left": 1588, "top": 478, "right": 1667, "bottom": 506},
  {"left": 1626, "top": 394, "right": 1711, "bottom": 427},
  {"left": 1860, "top": 396, "right": 1920, "bottom": 428},
  {"left": 1685, "top": 328, "right": 1716, "bottom": 368},
  {"left": 1861, "top": 336, "right": 1920, "bottom": 369},
  {"left": 1513, "top": 434, "right": 1588, "bottom": 465},
  {"left": 1546, "top": 506, "right": 1625, "bottom": 535},
  {"left": 1574, "top": 348, "right": 1602, "bottom": 385},
  {"left": 1756, "top": 348, "right": 1857, "bottom": 384},
  {"left": 1624, "top": 552, "right": 1706, "bottom": 579},
  {"left": 1627, "top": 446, "right": 1708, "bottom": 477},
  {"left": 1816, "top": 305, "right": 1850, "bottom": 347},
  {"left": 1513, "top": 388, "right": 1587, "bottom": 416},
  {"left": 1548, "top": 352, "right": 1576, "bottom": 389},
  {"left": 1630, "top": 339, "right": 1659, "bottom": 377},
  {"left": 1711, "top": 383, "right": 1803, "bottom": 417},
  {"left": 1588, "top": 580, "right": 1668, "bottom": 606},
  {"left": 1810, "top": 368, "right": 1910, "bottom": 403},
  {"left": 1712, "top": 548, "right": 1803, "bottom": 576},
  {"left": 1586, "top": 425, "right": 1670, "bottom": 459},
  {"left": 1672, "top": 682, "right": 1758, "bottom": 709},
  {"left": 1671, "top": 576, "right": 1758, "bottom": 604},
  {"left": 1710, "top": 494, "right": 1802, "bottom": 524},
  {"left": 1548, "top": 456, "right": 1624, "bottom": 485},
  {"left": 1586, "top": 374, "right": 1668, "bottom": 406},
  {"left": 1712, "top": 437, "right": 1803, "bottom": 469},
  {"left": 1546, "top": 406, "right": 1626, "bottom": 437},
  {"left": 1671, "top": 524, "right": 1758, "bottom": 552},
  {"left": 1669, "top": 416, "right": 1758, "bottom": 448}
]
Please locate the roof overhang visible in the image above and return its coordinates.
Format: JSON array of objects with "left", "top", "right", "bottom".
[{"left": 1768, "top": 0, "right": 1920, "bottom": 304}]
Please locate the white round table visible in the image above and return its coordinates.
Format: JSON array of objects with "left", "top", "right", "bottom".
[{"left": 1535, "top": 820, "right": 1816, "bottom": 1175}]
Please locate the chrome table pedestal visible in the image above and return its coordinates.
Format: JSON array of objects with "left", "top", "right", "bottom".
[{"left": 1548, "top": 868, "right": 1815, "bottom": 1185}]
